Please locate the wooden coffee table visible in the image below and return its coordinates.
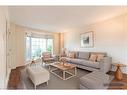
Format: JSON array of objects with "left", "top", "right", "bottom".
[{"left": 49, "top": 62, "right": 77, "bottom": 80}]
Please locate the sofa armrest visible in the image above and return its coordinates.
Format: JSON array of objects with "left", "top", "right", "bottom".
[{"left": 99, "top": 57, "right": 112, "bottom": 73}]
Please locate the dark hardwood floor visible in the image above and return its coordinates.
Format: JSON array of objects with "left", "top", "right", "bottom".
[
  {"left": 108, "top": 71, "right": 127, "bottom": 89},
  {"left": 7, "top": 66, "right": 127, "bottom": 89},
  {"left": 8, "top": 66, "right": 25, "bottom": 89}
]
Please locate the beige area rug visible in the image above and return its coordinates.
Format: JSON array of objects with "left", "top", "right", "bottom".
[
  {"left": 18, "top": 63, "right": 91, "bottom": 89},
  {"left": 18, "top": 62, "right": 113, "bottom": 89}
]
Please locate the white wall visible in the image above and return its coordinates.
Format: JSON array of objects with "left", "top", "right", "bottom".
[
  {"left": 59, "top": 33, "right": 64, "bottom": 53},
  {"left": 0, "top": 7, "right": 9, "bottom": 89},
  {"left": 9, "top": 23, "right": 17, "bottom": 69},
  {"left": 64, "top": 14, "right": 127, "bottom": 73}
]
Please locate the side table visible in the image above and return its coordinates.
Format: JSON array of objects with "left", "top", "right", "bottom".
[{"left": 112, "top": 63, "right": 126, "bottom": 80}]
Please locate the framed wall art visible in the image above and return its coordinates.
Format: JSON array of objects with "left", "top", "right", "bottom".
[{"left": 80, "top": 31, "right": 94, "bottom": 48}]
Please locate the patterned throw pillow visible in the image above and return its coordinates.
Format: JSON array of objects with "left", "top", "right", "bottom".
[
  {"left": 43, "top": 53, "right": 51, "bottom": 58},
  {"left": 89, "top": 54, "right": 97, "bottom": 62},
  {"left": 68, "top": 52, "right": 75, "bottom": 58},
  {"left": 97, "top": 54, "right": 104, "bottom": 62}
]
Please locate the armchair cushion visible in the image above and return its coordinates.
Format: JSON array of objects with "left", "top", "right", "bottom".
[
  {"left": 43, "top": 58, "right": 54, "bottom": 61},
  {"left": 42, "top": 52, "right": 56, "bottom": 63},
  {"left": 42, "top": 52, "right": 51, "bottom": 58}
]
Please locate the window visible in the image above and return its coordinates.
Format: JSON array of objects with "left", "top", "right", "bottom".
[
  {"left": 26, "top": 36, "right": 53, "bottom": 61},
  {"left": 31, "top": 38, "right": 46, "bottom": 59}
]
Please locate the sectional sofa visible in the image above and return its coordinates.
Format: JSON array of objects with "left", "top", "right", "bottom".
[{"left": 64, "top": 51, "right": 112, "bottom": 73}]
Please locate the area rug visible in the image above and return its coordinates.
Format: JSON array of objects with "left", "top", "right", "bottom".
[
  {"left": 18, "top": 66, "right": 90, "bottom": 89},
  {"left": 18, "top": 63, "right": 113, "bottom": 89}
]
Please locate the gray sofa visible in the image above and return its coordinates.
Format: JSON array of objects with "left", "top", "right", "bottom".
[
  {"left": 79, "top": 70, "right": 110, "bottom": 89},
  {"left": 65, "top": 51, "right": 112, "bottom": 73}
]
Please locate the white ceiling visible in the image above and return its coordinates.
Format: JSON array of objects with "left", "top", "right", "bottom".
[{"left": 9, "top": 6, "right": 127, "bottom": 32}]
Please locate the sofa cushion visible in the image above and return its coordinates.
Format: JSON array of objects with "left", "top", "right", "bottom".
[
  {"left": 70, "top": 58, "right": 84, "bottom": 64},
  {"left": 80, "top": 71, "right": 109, "bottom": 89},
  {"left": 90, "top": 52, "right": 107, "bottom": 57},
  {"left": 81, "top": 60, "right": 100, "bottom": 68},
  {"left": 70, "top": 58, "right": 99, "bottom": 69},
  {"left": 78, "top": 52, "right": 90, "bottom": 60}
]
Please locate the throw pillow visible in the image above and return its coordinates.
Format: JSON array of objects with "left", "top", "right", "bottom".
[
  {"left": 68, "top": 52, "right": 75, "bottom": 58},
  {"left": 44, "top": 55, "right": 50, "bottom": 58},
  {"left": 97, "top": 54, "right": 104, "bottom": 62},
  {"left": 43, "top": 53, "right": 51, "bottom": 58},
  {"left": 89, "top": 54, "right": 97, "bottom": 62}
]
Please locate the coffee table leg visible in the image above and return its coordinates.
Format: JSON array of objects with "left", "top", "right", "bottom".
[
  {"left": 49, "top": 65, "right": 50, "bottom": 70},
  {"left": 74, "top": 67, "right": 77, "bottom": 75},
  {"left": 63, "top": 71, "right": 65, "bottom": 80}
]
